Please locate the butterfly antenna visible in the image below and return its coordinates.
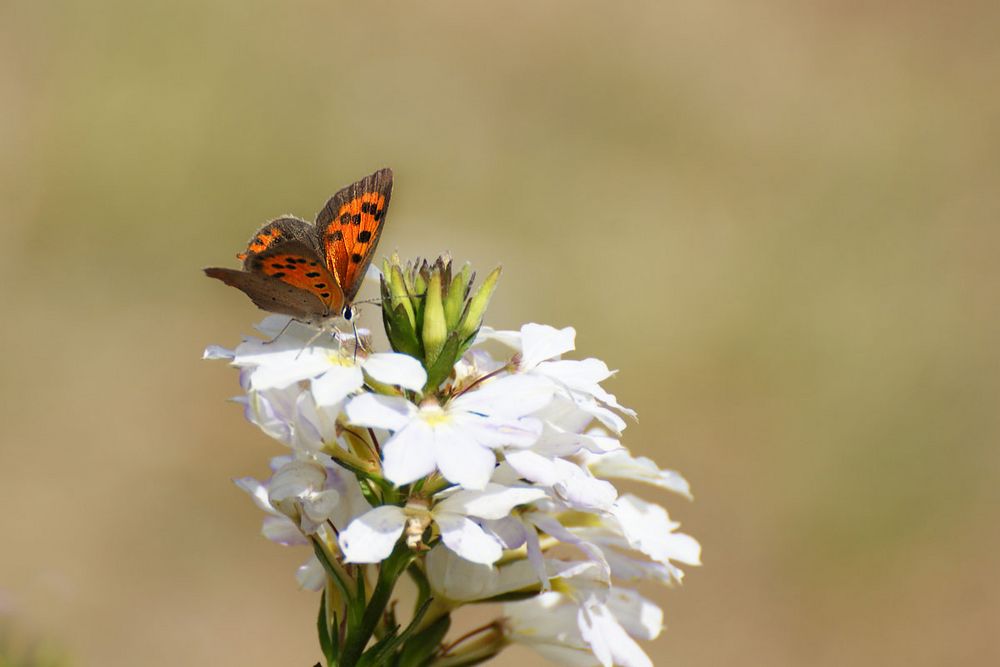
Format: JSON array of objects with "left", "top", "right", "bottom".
[
  {"left": 353, "top": 291, "right": 428, "bottom": 308},
  {"left": 262, "top": 318, "right": 295, "bottom": 345},
  {"left": 351, "top": 319, "right": 362, "bottom": 362}
]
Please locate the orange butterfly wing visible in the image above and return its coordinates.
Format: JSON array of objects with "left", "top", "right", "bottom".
[
  {"left": 315, "top": 168, "right": 393, "bottom": 303},
  {"left": 247, "top": 239, "right": 345, "bottom": 313},
  {"left": 236, "top": 217, "right": 314, "bottom": 263}
]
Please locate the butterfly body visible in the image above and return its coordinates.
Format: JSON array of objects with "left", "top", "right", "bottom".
[{"left": 205, "top": 168, "right": 393, "bottom": 324}]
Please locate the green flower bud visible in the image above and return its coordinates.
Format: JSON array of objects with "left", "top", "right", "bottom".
[
  {"left": 459, "top": 266, "right": 501, "bottom": 342},
  {"left": 444, "top": 263, "right": 472, "bottom": 329},
  {"left": 422, "top": 272, "right": 447, "bottom": 366}
]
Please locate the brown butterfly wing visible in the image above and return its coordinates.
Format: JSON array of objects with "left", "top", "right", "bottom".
[
  {"left": 204, "top": 268, "right": 332, "bottom": 321},
  {"left": 314, "top": 168, "right": 393, "bottom": 303},
  {"left": 245, "top": 240, "right": 345, "bottom": 313},
  {"left": 237, "top": 217, "right": 317, "bottom": 264}
]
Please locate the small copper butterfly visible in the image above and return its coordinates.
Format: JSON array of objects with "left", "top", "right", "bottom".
[{"left": 205, "top": 168, "right": 393, "bottom": 324}]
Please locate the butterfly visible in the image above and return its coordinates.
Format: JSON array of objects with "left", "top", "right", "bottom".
[{"left": 205, "top": 168, "right": 393, "bottom": 325}]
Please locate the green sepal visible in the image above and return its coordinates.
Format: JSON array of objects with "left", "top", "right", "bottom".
[
  {"left": 443, "top": 266, "right": 469, "bottom": 329},
  {"left": 397, "top": 613, "right": 451, "bottom": 667},
  {"left": 422, "top": 332, "right": 462, "bottom": 394},
  {"left": 458, "top": 266, "right": 501, "bottom": 341}
]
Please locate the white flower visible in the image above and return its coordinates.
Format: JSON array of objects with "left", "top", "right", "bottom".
[
  {"left": 228, "top": 318, "right": 427, "bottom": 405},
  {"left": 338, "top": 483, "right": 546, "bottom": 564},
  {"left": 502, "top": 592, "right": 600, "bottom": 666},
  {"left": 345, "top": 374, "right": 554, "bottom": 489},
  {"left": 505, "top": 570, "right": 663, "bottom": 667},
  {"left": 479, "top": 323, "right": 636, "bottom": 434},
  {"left": 584, "top": 449, "right": 692, "bottom": 499},
  {"left": 425, "top": 547, "right": 596, "bottom": 603}
]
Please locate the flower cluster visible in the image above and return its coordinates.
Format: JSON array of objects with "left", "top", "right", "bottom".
[{"left": 206, "top": 256, "right": 700, "bottom": 667}]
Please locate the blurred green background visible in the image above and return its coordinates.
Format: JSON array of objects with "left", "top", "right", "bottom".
[{"left": 2, "top": 1, "right": 998, "bottom": 665}]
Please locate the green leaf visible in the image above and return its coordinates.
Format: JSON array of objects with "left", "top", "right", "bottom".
[
  {"left": 311, "top": 538, "right": 352, "bottom": 606},
  {"left": 397, "top": 613, "right": 450, "bottom": 667},
  {"left": 407, "top": 563, "right": 431, "bottom": 615},
  {"left": 339, "top": 541, "right": 414, "bottom": 667},
  {"left": 358, "top": 598, "right": 435, "bottom": 667},
  {"left": 318, "top": 590, "right": 335, "bottom": 666}
]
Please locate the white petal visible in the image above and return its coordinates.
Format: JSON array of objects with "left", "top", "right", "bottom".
[
  {"left": 436, "top": 513, "right": 503, "bottom": 564},
  {"left": 451, "top": 374, "right": 555, "bottom": 418},
  {"left": 381, "top": 420, "right": 438, "bottom": 485},
  {"left": 432, "top": 425, "right": 497, "bottom": 490},
  {"left": 505, "top": 449, "right": 562, "bottom": 486},
  {"left": 554, "top": 467, "right": 618, "bottom": 512},
  {"left": 487, "top": 516, "right": 527, "bottom": 549},
  {"left": 238, "top": 343, "right": 340, "bottom": 391},
  {"left": 587, "top": 451, "right": 692, "bottom": 499},
  {"left": 234, "top": 476, "right": 275, "bottom": 514},
  {"left": 520, "top": 323, "right": 576, "bottom": 370},
  {"left": 311, "top": 365, "right": 365, "bottom": 406},
  {"left": 578, "top": 600, "right": 652, "bottom": 667},
  {"left": 606, "top": 588, "right": 663, "bottom": 641},
  {"left": 295, "top": 556, "right": 326, "bottom": 591},
  {"left": 452, "top": 413, "right": 543, "bottom": 450},
  {"left": 425, "top": 545, "right": 500, "bottom": 602},
  {"left": 302, "top": 489, "right": 341, "bottom": 524},
  {"left": 473, "top": 326, "right": 522, "bottom": 350},
  {"left": 572, "top": 396, "right": 628, "bottom": 434},
  {"left": 613, "top": 494, "right": 701, "bottom": 566},
  {"left": 203, "top": 344, "right": 234, "bottom": 360},
  {"left": 362, "top": 353, "right": 427, "bottom": 391},
  {"left": 261, "top": 515, "right": 308, "bottom": 546},
  {"left": 268, "top": 460, "right": 326, "bottom": 505},
  {"left": 536, "top": 358, "right": 612, "bottom": 387},
  {"left": 338, "top": 505, "right": 407, "bottom": 563},
  {"left": 345, "top": 393, "right": 416, "bottom": 430},
  {"left": 435, "top": 483, "right": 547, "bottom": 520}
]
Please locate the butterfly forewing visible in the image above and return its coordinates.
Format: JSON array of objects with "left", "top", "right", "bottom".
[
  {"left": 315, "top": 168, "right": 393, "bottom": 302},
  {"left": 207, "top": 169, "right": 392, "bottom": 323}
]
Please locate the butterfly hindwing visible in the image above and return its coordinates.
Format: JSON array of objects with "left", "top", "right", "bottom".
[
  {"left": 203, "top": 267, "right": 331, "bottom": 321},
  {"left": 237, "top": 217, "right": 317, "bottom": 264},
  {"left": 248, "top": 240, "right": 345, "bottom": 313},
  {"left": 315, "top": 168, "right": 393, "bottom": 302}
]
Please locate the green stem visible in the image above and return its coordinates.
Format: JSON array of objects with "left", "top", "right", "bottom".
[{"left": 339, "top": 540, "right": 413, "bottom": 667}]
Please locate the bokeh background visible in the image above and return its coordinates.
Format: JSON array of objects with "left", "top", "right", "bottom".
[{"left": 2, "top": 1, "right": 998, "bottom": 665}]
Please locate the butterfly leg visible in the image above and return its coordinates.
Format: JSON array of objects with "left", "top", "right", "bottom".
[
  {"left": 295, "top": 325, "right": 329, "bottom": 360},
  {"left": 261, "top": 317, "right": 295, "bottom": 345}
]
